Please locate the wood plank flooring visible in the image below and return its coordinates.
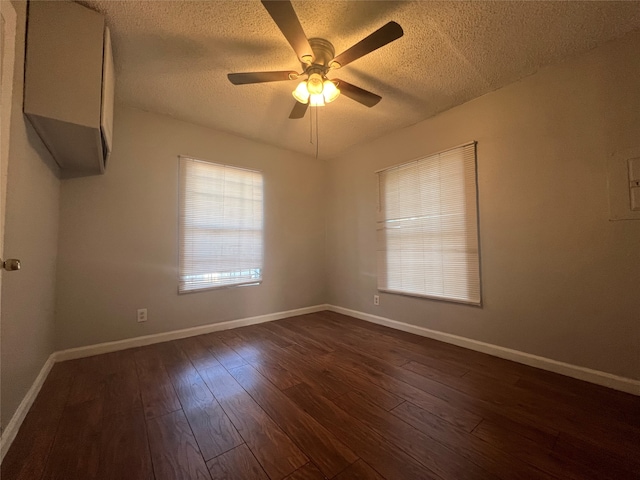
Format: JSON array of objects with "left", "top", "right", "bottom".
[{"left": 2, "top": 311, "right": 639, "bottom": 480}]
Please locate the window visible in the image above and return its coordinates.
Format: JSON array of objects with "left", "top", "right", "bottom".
[
  {"left": 178, "top": 156, "right": 263, "bottom": 293},
  {"left": 376, "top": 142, "right": 481, "bottom": 305}
]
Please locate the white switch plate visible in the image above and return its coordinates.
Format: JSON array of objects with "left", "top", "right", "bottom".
[
  {"left": 373, "top": 295, "right": 380, "bottom": 306},
  {"left": 137, "top": 308, "right": 147, "bottom": 322},
  {"left": 607, "top": 149, "right": 640, "bottom": 220}
]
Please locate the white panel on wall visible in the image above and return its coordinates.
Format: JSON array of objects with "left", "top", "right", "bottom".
[{"left": 607, "top": 147, "right": 640, "bottom": 220}]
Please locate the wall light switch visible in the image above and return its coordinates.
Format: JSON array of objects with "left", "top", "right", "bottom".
[{"left": 607, "top": 149, "right": 640, "bottom": 220}]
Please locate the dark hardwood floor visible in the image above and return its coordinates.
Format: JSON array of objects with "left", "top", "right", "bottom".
[{"left": 2, "top": 311, "right": 639, "bottom": 480}]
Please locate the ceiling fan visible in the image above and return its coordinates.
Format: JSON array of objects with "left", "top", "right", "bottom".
[{"left": 227, "top": 0, "right": 404, "bottom": 119}]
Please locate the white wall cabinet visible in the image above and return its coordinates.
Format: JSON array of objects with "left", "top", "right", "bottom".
[{"left": 23, "top": 1, "right": 114, "bottom": 177}]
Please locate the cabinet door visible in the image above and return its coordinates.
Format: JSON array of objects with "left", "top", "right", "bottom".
[
  {"left": 101, "top": 26, "right": 115, "bottom": 165},
  {"left": 24, "top": 1, "right": 104, "bottom": 126}
]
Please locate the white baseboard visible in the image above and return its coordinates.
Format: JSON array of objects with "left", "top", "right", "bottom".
[
  {"left": 327, "top": 305, "right": 640, "bottom": 396},
  {"left": 55, "top": 304, "right": 329, "bottom": 362},
  {"left": 0, "top": 354, "right": 56, "bottom": 463}
]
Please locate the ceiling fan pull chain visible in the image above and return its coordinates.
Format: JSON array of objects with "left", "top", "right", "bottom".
[
  {"left": 315, "top": 106, "right": 319, "bottom": 159},
  {"left": 309, "top": 107, "right": 313, "bottom": 144}
]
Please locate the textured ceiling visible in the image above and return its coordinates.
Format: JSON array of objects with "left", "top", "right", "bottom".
[{"left": 78, "top": 1, "right": 640, "bottom": 159}]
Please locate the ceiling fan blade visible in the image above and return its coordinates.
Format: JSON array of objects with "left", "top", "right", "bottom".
[
  {"left": 334, "top": 79, "right": 381, "bottom": 107},
  {"left": 332, "top": 21, "right": 403, "bottom": 68},
  {"left": 227, "top": 71, "right": 298, "bottom": 85},
  {"left": 289, "top": 101, "right": 309, "bottom": 119},
  {"left": 261, "top": 0, "right": 313, "bottom": 62}
]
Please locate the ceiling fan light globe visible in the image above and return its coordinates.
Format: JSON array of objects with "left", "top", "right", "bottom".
[
  {"left": 292, "top": 81, "right": 310, "bottom": 104},
  {"left": 309, "top": 94, "right": 325, "bottom": 107},
  {"left": 322, "top": 80, "right": 340, "bottom": 103},
  {"left": 307, "top": 73, "right": 324, "bottom": 95}
]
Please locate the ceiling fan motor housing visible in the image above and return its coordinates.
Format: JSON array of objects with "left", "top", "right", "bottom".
[{"left": 304, "top": 38, "right": 336, "bottom": 75}]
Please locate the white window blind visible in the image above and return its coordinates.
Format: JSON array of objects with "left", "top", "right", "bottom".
[
  {"left": 376, "top": 142, "right": 481, "bottom": 305},
  {"left": 179, "top": 157, "right": 263, "bottom": 293}
]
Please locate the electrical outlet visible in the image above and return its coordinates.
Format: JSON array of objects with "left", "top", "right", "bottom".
[
  {"left": 373, "top": 295, "right": 380, "bottom": 306},
  {"left": 137, "top": 308, "right": 147, "bottom": 322}
]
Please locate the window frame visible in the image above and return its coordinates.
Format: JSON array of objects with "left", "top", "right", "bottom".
[
  {"left": 375, "top": 141, "right": 483, "bottom": 307},
  {"left": 177, "top": 155, "right": 265, "bottom": 295}
]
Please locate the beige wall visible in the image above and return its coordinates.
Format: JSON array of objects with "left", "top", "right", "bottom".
[
  {"left": 326, "top": 31, "right": 640, "bottom": 380},
  {"left": 1, "top": 1, "right": 60, "bottom": 429},
  {"left": 55, "top": 105, "right": 326, "bottom": 350}
]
